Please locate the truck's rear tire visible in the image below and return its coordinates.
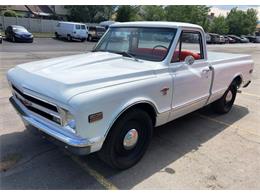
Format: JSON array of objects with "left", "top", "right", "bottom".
[
  {"left": 98, "top": 109, "right": 153, "bottom": 170},
  {"left": 212, "top": 82, "right": 237, "bottom": 114}
]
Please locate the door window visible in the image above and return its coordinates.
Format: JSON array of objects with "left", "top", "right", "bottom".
[{"left": 172, "top": 31, "right": 204, "bottom": 63}]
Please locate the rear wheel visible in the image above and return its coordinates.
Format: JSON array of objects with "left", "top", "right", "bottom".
[
  {"left": 212, "top": 82, "right": 237, "bottom": 114},
  {"left": 98, "top": 109, "right": 153, "bottom": 170},
  {"left": 67, "top": 34, "right": 72, "bottom": 41},
  {"left": 87, "top": 35, "right": 92, "bottom": 42}
]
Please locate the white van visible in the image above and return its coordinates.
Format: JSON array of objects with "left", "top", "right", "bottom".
[{"left": 55, "top": 22, "right": 88, "bottom": 41}]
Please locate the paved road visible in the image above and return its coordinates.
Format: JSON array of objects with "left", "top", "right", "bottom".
[{"left": 0, "top": 38, "right": 260, "bottom": 189}]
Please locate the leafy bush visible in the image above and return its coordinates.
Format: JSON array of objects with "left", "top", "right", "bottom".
[{"left": 3, "top": 10, "right": 17, "bottom": 17}]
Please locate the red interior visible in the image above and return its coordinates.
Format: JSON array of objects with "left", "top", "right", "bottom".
[{"left": 134, "top": 48, "right": 201, "bottom": 62}]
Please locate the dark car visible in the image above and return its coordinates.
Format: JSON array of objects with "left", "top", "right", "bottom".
[
  {"left": 5, "top": 25, "right": 33, "bottom": 43},
  {"left": 228, "top": 35, "right": 248, "bottom": 43},
  {"left": 242, "top": 35, "right": 260, "bottom": 43},
  {"left": 224, "top": 36, "right": 236, "bottom": 43},
  {"left": 87, "top": 26, "right": 106, "bottom": 41}
]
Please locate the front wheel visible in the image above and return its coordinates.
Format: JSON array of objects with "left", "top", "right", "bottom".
[
  {"left": 98, "top": 109, "right": 153, "bottom": 170},
  {"left": 55, "top": 32, "right": 59, "bottom": 39},
  {"left": 212, "top": 82, "right": 237, "bottom": 114},
  {"left": 12, "top": 36, "right": 16, "bottom": 42}
]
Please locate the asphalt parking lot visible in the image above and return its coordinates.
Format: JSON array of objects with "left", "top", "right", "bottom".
[{"left": 0, "top": 38, "right": 260, "bottom": 189}]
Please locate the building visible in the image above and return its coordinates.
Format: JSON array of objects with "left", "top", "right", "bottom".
[
  {"left": 0, "top": 5, "right": 31, "bottom": 17},
  {"left": 0, "top": 5, "right": 68, "bottom": 19},
  {"left": 25, "top": 5, "right": 54, "bottom": 19},
  {"left": 48, "top": 5, "right": 69, "bottom": 20}
]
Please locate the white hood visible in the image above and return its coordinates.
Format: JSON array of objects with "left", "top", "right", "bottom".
[{"left": 7, "top": 52, "right": 156, "bottom": 103}]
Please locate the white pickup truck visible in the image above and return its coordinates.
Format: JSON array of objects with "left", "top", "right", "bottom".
[{"left": 7, "top": 22, "right": 253, "bottom": 169}]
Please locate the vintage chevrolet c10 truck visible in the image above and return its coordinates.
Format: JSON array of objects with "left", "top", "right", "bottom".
[{"left": 7, "top": 22, "right": 254, "bottom": 169}]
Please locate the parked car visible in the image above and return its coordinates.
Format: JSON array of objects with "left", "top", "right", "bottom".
[
  {"left": 7, "top": 22, "right": 254, "bottom": 170},
  {"left": 219, "top": 35, "right": 226, "bottom": 44},
  {"left": 87, "top": 26, "right": 106, "bottom": 41},
  {"left": 242, "top": 35, "right": 260, "bottom": 43},
  {"left": 0, "top": 32, "right": 2, "bottom": 44},
  {"left": 5, "top": 25, "right": 33, "bottom": 43},
  {"left": 208, "top": 33, "right": 222, "bottom": 44},
  {"left": 240, "top": 36, "right": 250, "bottom": 43},
  {"left": 55, "top": 22, "right": 87, "bottom": 41},
  {"left": 99, "top": 20, "right": 116, "bottom": 30},
  {"left": 224, "top": 36, "right": 236, "bottom": 43},
  {"left": 205, "top": 33, "right": 212, "bottom": 44},
  {"left": 228, "top": 35, "right": 249, "bottom": 43}
]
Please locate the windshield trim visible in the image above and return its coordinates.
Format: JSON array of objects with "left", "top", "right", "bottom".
[{"left": 93, "top": 27, "right": 177, "bottom": 62}]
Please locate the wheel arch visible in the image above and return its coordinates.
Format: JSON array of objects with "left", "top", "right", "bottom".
[
  {"left": 231, "top": 74, "right": 243, "bottom": 88},
  {"left": 104, "top": 100, "right": 158, "bottom": 139}
]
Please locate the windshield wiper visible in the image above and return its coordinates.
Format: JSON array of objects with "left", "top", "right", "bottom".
[{"left": 117, "top": 51, "right": 139, "bottom": 61}]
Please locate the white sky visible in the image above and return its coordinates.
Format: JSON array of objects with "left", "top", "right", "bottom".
[{"left": 210, "top": 5, "right": 260, "bottom": 20}]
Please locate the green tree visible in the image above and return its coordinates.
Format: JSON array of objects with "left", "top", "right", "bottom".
[
  {"left": 226, "top": 7, "right": 258, "bottom": 36},
  {"left": 141, "top": 5, "right": 165, "bottom": 21},
  {"left": 209, "top": 16, "right": 229, "bottom": 34},
  {"left": 116, "top": 5, "right": 140, "bottom": 22},
  {"left": 165, "top": 5, "right": 211, "bottom": 30},
  {"left": 65, "top": 6, "right": 115, "bottom": 23},
  {"left": 3, "top": 10, "right": 17, "bottom": 17}
]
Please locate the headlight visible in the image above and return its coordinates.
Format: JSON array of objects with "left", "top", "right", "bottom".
[{"left": 58, "top": 108, "right": 76, "bottom": 134}]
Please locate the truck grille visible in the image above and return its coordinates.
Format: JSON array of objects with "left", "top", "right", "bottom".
[{"left": 11, "top": 84, "right": 61, "bottom": 125}]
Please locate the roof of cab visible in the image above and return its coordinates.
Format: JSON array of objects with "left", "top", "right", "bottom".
[{"left": 111, "top": 21, "right": 203, "bottom": 30}]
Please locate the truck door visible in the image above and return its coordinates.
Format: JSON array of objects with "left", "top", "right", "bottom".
[{"left": 168, "top": 30, "right": 212, "bottom": 120}]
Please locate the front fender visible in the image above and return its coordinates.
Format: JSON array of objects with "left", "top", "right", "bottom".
[{"left": 68, "top": 75, "right": 172, "bottom": 152}]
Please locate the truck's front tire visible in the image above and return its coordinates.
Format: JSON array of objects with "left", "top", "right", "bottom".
[
  {"left": 212, "top": 82, "right": 237, "bottom": 114},
  {"left": 98, "top": 109, "right": 153, "bottom": 170}
]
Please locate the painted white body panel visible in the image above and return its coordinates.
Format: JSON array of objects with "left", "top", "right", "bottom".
[
  {"left": 7, "top": 22, "right": 254, "bottom": 153},
  {"left": 55, "top": 22, "right": 88, "bottom": 39}
]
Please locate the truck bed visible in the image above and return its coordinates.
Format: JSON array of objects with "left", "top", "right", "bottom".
[{"left": 207, "top": 51, "right": 251, "bottom": 65}]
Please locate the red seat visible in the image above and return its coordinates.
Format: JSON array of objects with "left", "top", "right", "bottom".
[{"left": 134, "top": 48, "right": 201, "bottom": 62}]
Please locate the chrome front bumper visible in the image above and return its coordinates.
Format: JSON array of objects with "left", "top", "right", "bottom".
[{"left": 9, "top": 96, "right": 92, "bottom": 155}]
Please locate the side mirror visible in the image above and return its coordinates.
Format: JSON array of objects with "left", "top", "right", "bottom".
[{"left": 184, "top": 55, "right": 195, "bottom": 66}]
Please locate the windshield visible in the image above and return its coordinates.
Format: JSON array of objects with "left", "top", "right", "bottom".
[
  {"left": 13, "top": 27, "right": 28, "bottom": 33},
  {"left": 93, "top": 27, "right": 177, "bottom": 62}
]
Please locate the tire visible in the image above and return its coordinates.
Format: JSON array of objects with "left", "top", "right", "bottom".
[
  {"left": 98, "top": 109, "right": 153, "bottom": 170},
  {"left": 12, "top": 36, "right": 16, "bottom": 42},
  {"left": 55, "top": 32, "right": 59, "bottom": 39},
  {"left": 212, "top": 82, "right": 237, "bottom": 114},
  {"left": 67, "top": 34, "right": 72, "bottom": 41},
  {"left": 87, "top": 35, "right": 92, "bottom": 42}
]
